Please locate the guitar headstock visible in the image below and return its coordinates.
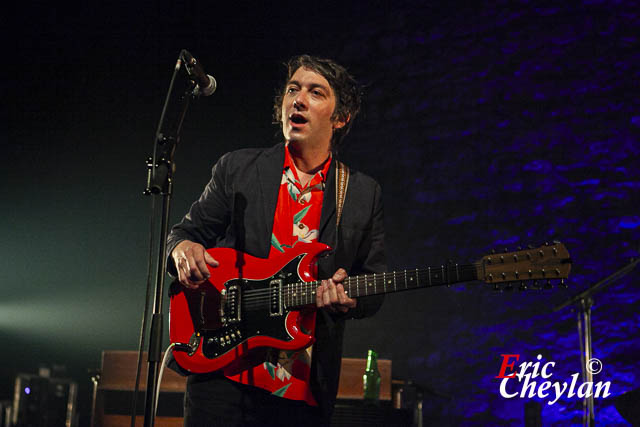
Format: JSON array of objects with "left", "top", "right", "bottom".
[{"left": 477, "top": 242, "right": 572, "bottom": 289}]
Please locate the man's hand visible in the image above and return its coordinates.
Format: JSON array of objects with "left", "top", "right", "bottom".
[
  {"left": 316, "top": 268, "right": 357, "bottom": 313},
  {"left": 171, "top": 240, "right": 219, "bottom": 289}
]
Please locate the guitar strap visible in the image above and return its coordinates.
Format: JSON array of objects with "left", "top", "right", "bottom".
[{"left": 335, "top": 160, "right": 350, "bottom": 229}]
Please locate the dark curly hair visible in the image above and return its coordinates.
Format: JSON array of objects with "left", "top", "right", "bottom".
[{"left": 273, "top": 55, "right": 361, "bottom": 150}]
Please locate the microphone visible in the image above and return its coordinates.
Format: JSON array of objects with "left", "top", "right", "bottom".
[{"left": 181, "top": 50, "right": 217, "bottom": 96}]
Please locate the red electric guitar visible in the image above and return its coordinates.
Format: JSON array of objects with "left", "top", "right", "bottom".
[{"left": 169, "top": 242, "right": 571, "bottom": 373}]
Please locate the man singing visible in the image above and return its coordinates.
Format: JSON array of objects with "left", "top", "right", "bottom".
[{"left": 167, "top": 55, "right": 386, "bottom": 426}]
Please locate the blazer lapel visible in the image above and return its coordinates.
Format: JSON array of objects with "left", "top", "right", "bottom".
[{"left": 255, "top": 143, "right": 285, "bottom": 256}]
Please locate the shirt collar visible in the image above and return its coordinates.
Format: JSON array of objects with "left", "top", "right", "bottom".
[{"left": 283, "top": 144, "right": 332, "bottom": 187}]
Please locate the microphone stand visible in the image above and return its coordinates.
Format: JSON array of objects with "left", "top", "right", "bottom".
[
  {"left": 553, "top": 256, "right": 639, "bottom": 427},
  {"left": 141, "top": 49, "right": 199, "bottom": 427}
]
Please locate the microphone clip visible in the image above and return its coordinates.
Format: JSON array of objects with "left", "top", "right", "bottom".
[{"left": 180, "top": 49, "right": 217, "bottom": 97}]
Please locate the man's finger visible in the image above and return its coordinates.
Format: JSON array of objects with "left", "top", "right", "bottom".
[
  {"left": 178, "top": 263, "right": 198, "bottom": 289},
  {"left": 186, "top": 255, "right": 206, "bottom": 282},
  {"left": 327, "top": 279, "right": 339, "bottom": 304},
  {"left": 194, "top": 254, "right": 211, "bottom": 281},
  {"left": 337, "top": 284, "right": 346, "bottom": 304},
  {"left": 316, "top": 284, "right": 324, "bottom": 307},
  {"left": 204, "top": 252, "right": 219, "bottom": 267},
  {"left": 322, "top": 281, "right": 332, "bottom": 306},
  {"left": 332, "top": 268, "right": 347, "bottom": 282},
  {"left": 337, "top": 284, "right": 356, "bottom": 308}
]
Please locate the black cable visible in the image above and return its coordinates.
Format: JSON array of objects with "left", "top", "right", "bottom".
[{"left": 130, "top": 194, "right": 158, "bottom": 427}]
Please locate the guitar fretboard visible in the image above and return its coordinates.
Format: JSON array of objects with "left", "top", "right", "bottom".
[{"left": 282, "top": 263, "right": 479, "bottom": 308}]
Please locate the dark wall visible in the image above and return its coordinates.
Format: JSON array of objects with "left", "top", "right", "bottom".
[{"left": 2, "top": 1, "right": 638, "bottom": 425}]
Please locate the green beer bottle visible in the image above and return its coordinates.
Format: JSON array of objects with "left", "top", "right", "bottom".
[{"left": 363, "top": 349, "right": 381, "bottom": 403}]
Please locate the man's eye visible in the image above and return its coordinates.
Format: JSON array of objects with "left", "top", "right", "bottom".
[{"left": 287, "top": 87, "right": 298, "bottom": 94}]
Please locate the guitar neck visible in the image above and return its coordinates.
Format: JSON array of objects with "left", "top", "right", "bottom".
[
  {"left": 285, "top": 263, "right": 480, "bottom": 308},
  {"left": 343, "top": 263, "right": 479, "bottom": 298}
]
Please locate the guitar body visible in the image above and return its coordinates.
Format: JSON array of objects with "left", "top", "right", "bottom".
[{"left": 169, "top": 242, "right": 331, "bottom": 374}]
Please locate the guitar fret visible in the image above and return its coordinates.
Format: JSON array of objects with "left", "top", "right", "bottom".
[
  {"left": 415, "top": 268, "right": 419, "bottom": 288},
  {"left": 393, "top": 270, "right": 398, "bottom": 291},
  {"left": 428, "top": 267, "right": 432, "bottom": 287}
]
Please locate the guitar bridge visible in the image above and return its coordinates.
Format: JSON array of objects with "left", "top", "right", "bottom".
[{"left": 269, "top": 279, "right": 283, "bottom": 317}]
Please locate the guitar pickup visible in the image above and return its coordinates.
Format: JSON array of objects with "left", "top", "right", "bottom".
[
  {"left": 269, "top": 279, "right": 283, "bottom": 317},
  {"left": 222, "top": 284, "right": 241, "bottom": 324}
]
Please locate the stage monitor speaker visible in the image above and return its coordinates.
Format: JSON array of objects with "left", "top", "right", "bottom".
[
  {"left": 12, "top": 374, "right": 77, "bottom": 427},
  {"left": 0, "top": 400, "right": 12, "bottom": 427}
]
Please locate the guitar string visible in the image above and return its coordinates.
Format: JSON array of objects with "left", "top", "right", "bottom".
[
  {"left": 237, "top": 263, "right": 486, "bottom": 307},
  {"left": 237, "top": 261, "right": 565, "bottom": 308}
]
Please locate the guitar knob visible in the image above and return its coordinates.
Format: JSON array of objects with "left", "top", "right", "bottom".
[{"left": 518, "top": 281, "right": 527, "bottom": 291}]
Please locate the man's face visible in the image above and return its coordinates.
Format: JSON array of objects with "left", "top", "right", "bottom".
[{"left": 281, "top": 67, "right": 345, "bottom": 149}]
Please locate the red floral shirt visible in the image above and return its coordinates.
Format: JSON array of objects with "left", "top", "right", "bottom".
[{"left": 225, "top": 144, "right": 331, "bottom": 406}]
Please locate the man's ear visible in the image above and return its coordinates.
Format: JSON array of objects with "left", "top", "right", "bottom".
[{"left": 333, "top": 113, "right": 350, "bottom": 130}]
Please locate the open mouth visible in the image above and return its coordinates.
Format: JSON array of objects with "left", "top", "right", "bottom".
[{"left": 289, "top": 113, "right": 308, "bottom": 125}]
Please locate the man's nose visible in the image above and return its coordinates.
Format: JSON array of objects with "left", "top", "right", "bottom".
[{"left": 293, "top": 92, "right": 307, "bottom": 109}]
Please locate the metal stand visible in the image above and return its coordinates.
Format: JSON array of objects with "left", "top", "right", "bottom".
[
  {"left": 554, "top": 256, "right": 639, "bottom": 427},
  {"left": 140, "top": 49, "right": 202, "bottom": 427}
]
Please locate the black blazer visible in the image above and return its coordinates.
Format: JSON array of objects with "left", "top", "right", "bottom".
[{"left": 167, "top": 142, "right": 386, "bottom": 419}]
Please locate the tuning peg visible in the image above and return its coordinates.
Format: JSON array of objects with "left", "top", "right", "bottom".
[
  {"left": 532, "top": 280, "right": 541, "bottom": 290},
  {"left": 493, "top": 284, "right": 500, "bottom": 291},
  {"left": 518, "top": 281, "right": 527, "bottom": 291},
  {"left": 504, "top": 248, "right": 509, "bottom": 253},
  {"left": 491, "top": 249, "right": 496, "bottom": 254},
  {"left": 560, "top": 278, "right": 567, "bottom": 288},
  {"left": 517, "top": 246, "right": 522, "bottom": 251},
  {"left": 545, "top": 242, "right": 550, "bottom": 246},
  {"left": 527, "top": 244, "right": 534, "bottom": 249},
  {"left": 544, "top": 279, "right": 552, "bottom": 289},
  {"left": 504, "top": 282, "right": 514, "bottom": 291}
]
